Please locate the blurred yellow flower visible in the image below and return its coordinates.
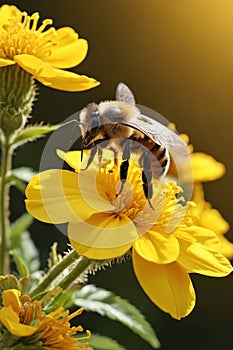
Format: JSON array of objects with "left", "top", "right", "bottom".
[
  {"left": 169, "top": 132, "right": 226, "bottom": 183},
  {"left": 0, "top": 288, "right": 90, "bottom": 349},
  {"left": 192, "top": 183, "right": 233, "bottom": 259},
  {"left": 0, "top": 4, "right": 99, "bottom": 91},
  {"left": 25, "top": 150, "right": 232, "bottom": 319}
]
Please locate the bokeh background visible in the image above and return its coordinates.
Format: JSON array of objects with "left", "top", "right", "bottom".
[{"left": 6, "top": 0, "right": 233, "bottom": 349}]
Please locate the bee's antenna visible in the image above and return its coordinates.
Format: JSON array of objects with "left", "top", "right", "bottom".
[{"left": 60, "top": 120, "right": 84, "bottom": 128}]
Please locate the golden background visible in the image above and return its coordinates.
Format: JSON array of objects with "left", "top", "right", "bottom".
[{"left": 7, "top": 0, "right": 233, "bottom": 349}]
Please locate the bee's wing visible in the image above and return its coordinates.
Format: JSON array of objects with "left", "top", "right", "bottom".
[
  {"left": 115, "top": 82, "right": 136, "bottom": 105},
  {"left": 121, "top": 114, "right": 189, "bottom": 156}
]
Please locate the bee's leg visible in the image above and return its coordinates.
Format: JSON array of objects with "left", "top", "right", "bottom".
[
  {"left": 98, "top": 146, "right": 103, "bottom": 163},
  {"left": 117, "top": 141, "right": 130, "bottom": 196},
  {"left": 109, "top": 146, "right": 119, "bottom": 165},
  {"left": 139, "top": 149, "right": 154, "bottom": 209},
  {"left": 81, "top": 145, "right": 98, "bottom": 170}
]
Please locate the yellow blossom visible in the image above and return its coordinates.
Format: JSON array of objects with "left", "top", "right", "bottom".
[
  {"left": 25, "top": 150, "right": 232, "bottom": 319},
  {"left": 0, "top": 288, "right": 90, "bottom": 349},
  {"left": 0, "top": 4, "right": 99, "bottom": 91},
  {"left": 192, "top": 183, "right": 233, "bottom": 259}
]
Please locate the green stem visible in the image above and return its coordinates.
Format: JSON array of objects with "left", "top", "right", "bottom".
[
  {"left": 57, "top": 255, "right": 91, "bottom": 290},
  {"left": 0, "top": 137, "right": 12, "bottom": 275},
  {"left": 30, "top": 250, "right": 87, "bottom": 299}
]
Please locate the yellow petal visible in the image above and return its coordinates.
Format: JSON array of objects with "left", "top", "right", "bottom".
[
  {"left": 200, "top": 207, "right": 230, "bottom": 236},
  {"left": 218, "top": 234, "right": 233, "bottom": 260},
  {"left": 191, "top": 152, "right": 225, "bottom": 182},
  {"left": 47, "top": 33, "right": 88, "bottom": 68},
  {"left": 57, "top": 149, "right": 92, "bottom": 172},
  {"left": 37, "top": 67, "right": 100, "bottom": 92},
  {"left": 192, "top": 183, "right": 230, "bottom": 235},
  {"left": 177, "top": 238, "right": 233, "bottom": 276},
  {"left": 14, "top": 54, "right": 56, "bottom": 77},
  {"left": 70, "top": 239, "right": 132, "bottom": 260},
  {"left": 2, "top": 289, "right": 21, "bottom": 313},
  {"left": 0, "top": 58, "right": 15, "bottom": 67},
  {"left": 132, "top": 250, "right": 196, "bottom": 319},
  {"left": 68, "top": 212, "right": 138, "bottom": 258},
  {"left": 175, "top": 225, "right": 221, "bottom": 251},
  {"left": 134, "top": 230, "right": 180, "bottom": 264},
  {"left": 55, "top": 27, "right": 79, "bottom": 45},
  {"left": 0, "top": 307, "right": 37, "bottom": 337},
  {"left": 25, "top": 169, "right": 113, "bottom": 224},
  {"left": 14, "top": 54, "right": 100, "bottom": 91},
  {"left": 0, "top": 4, "right": 21, "bottom": 26}
]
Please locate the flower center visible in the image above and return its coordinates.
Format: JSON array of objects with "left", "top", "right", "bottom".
[
  {"left": 96, "top": 162, "right": 148, "bottom": 221},
  {"left": 19, "top": 295, "right": 41, "bottom": 325},
  {"left": 0, "top": 11, "right": 57, "bottom": 60}
]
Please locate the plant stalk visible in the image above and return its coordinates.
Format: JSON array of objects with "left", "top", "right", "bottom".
[
  {"left": 30, "top": 250, "right": 90, "bottom": 299},
  {"left": 0, "top": 136, "right": 12, "bottom": 275}
]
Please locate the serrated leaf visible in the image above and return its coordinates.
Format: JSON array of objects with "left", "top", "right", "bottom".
[
  {"left": 12, "top": 123, "right": 59, "bottom": 147},
  {"left": 72, "top": 285, "right": 160, "bottom": 349},
  {"left": 88, "top": 334, "right": 127, "bottom": 350}
]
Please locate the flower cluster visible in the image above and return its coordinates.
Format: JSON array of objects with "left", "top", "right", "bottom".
[
  {"left": 0, "top": 4, "right": 99, "bottom": 91},
  {"left": 0, "top": 275, "right": 90, "bottom": 349}
]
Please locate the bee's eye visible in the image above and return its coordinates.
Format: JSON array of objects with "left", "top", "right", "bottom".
[{"left": 104, "top": 107, "right": 124, "bottom": 121}]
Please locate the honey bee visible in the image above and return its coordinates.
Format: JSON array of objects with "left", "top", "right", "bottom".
[{"left": 78, "top": 83, "right": 189, "bottom": 208}]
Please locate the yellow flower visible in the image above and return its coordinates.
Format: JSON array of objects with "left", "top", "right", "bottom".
[
  {"left": 168, "top": 132, "right": 226, "bottom": 183},
  {"left": 25, "top": 150, "right": 232, "bottom": 319},
  {"left": 0, "top": 4, "right": 99, "bottom": 91},
  {"left": 0, "top": 288, "right": 90, "bottom": 349},
  {"left": 192, "top": 183, "right": 233, "bottom": 259},
  {"left": 167, "top": 130, "right": 232, "bottom": 258}
]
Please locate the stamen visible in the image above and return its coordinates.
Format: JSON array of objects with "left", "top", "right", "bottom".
[
  {"left": 30, "top": 12, "right": 40, "bottom": 31},
  {"left": 38, "top": 18, "right": 53, "bottom": 33}
]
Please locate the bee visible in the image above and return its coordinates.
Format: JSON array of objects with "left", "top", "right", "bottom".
[{"left": 79, "top": 83, "right": 189, "bottom": 208}]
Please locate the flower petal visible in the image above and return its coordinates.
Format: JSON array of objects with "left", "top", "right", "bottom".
[
  {"left": 191, "top": 152, "right": 225, "bottom": 182},
  {"left": 0, "top": 4, "right": 21, "bottom": 26},
  {"left": 0, "top": 307, "right": 37, "bottom": 337},
  {"left": 14, "top": 54, "right": 100, "bottom": 91},
  {"left": 47, "top": 28, "right": 88, "bottom": 68},
  {"left": 0, "top": 58, "right": 15, "bottom": 67},
  {"left": 200, "top": 207, "right": 230, "bottom": 236},
  {"left": 69, "top": 212, "right": 138, "bottom": 258},
  {"left": 175, "top": 225, "right": 221, "bottom": 251},
  {"left": 57, "top": 149, "right": 92, "bottom": 172},
  {"left": 2, "top": 289, "right": 21, "bottom": 313},
  {"left": 177, "top": 238, "right": 233, "bottom": 276},
  {"left": 132, "top": 249, "right": 196, "bottom": 319},
  {"left": 38, "top": 67, "right": 100, "bottom": 92},
  {"left": 134, "top": 230, "right": 180, "bottom": 264},
  {"left": 70, "top": 239, "right": 132, "bottom": 260},
  {"left": 25, "top": 169, "right": 113, "bottom": 224}
]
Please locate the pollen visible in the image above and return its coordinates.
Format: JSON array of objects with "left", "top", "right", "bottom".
[{"left": 0, "top": 11, "right": 57, "bottom": 60}]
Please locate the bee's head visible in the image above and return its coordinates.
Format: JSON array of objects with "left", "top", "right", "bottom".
[{"left": 79, "top": 103, "right": 103, "bottom": 146}]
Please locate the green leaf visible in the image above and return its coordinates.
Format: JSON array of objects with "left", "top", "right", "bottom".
[
  {"left": 71, "top": 285, "right": 160, "bottom": 349},
  {"left": 11, "top": 213, "right": 34, "bottom": 237},
  {"left": 88, "top": 334, "right": 127, "bottom": 350},
  {"left": 11, "top": 250, "right": 29, "bottom": 277},
  {"left": 11, "top": 214, "right": 40, "bottom": 275},
  {"left": 12, "top": 123, "right": 59, "bottom": 148},
  {"left": 12, "top": 167, "right": 36, "bottom": 183}
]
